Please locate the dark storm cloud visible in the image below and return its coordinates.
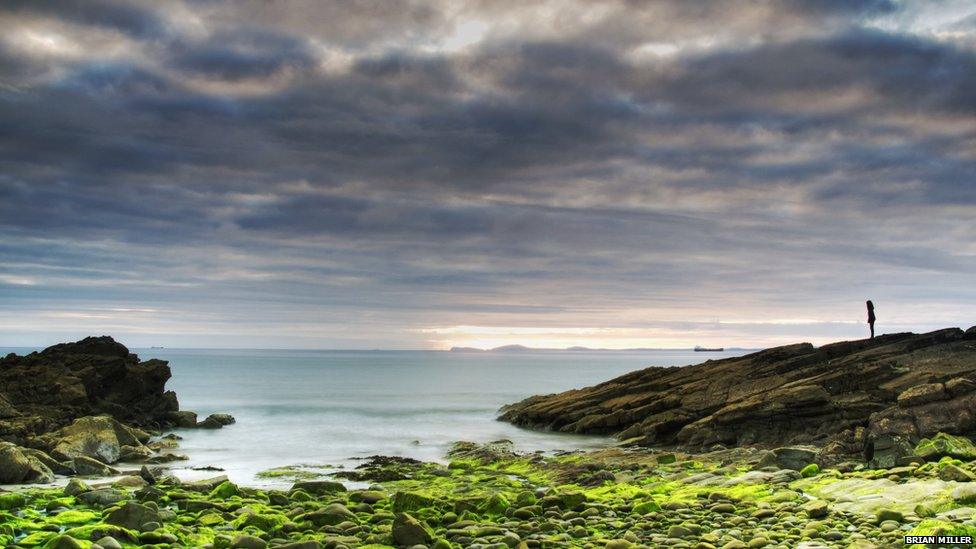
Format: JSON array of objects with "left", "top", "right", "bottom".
[
  {"left": 788, "top": 0, "right": 898, "bottom": 17},
  {"left": 4, "top": 0, "right": 171, "bottom": 39},
  {"left": 1, "top": 0, "right": 974, "bottom": 347},
  {"left": 655, "top": 29, "right": 976, "bottom": 115},
  {"left": 171, "top": 28, "right": 318, "bottom": 80}
]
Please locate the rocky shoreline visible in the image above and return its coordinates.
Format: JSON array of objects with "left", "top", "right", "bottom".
[
  {"left": 5, "top": 333, "right": 976, "bottom": 548},
  {"left": 4, "top": 437, "right": 976, "bottom": 548}
]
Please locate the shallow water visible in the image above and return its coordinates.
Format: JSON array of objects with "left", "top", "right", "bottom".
[{"left": 2, "top": 347, "right": 749, "bottom": 487}]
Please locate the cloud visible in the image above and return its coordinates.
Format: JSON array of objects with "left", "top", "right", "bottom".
[
  {"left": 4, "top": 0, "right": 172, "bottom": 39},
  {"left": 170, "top": 28, "right": 318, "bottom": 81},
  {"left": 0, "top": 0, "right": 974, "bottom": 348}
]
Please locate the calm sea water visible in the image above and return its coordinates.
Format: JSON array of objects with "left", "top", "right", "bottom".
[{"left": 2, "top": 347, "right": 749, "bottom": 486}]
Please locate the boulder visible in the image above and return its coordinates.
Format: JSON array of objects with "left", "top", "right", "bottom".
[
  {"left": 181, "top": 475, "right": 228, "bottom": 492},
  {"left": 210, "top": 480, "right": 240, "bottom": 499},
  {"left": 291, "top": 480, "right": 346, "bottom": 495},
  {"left": 63, "top": 478, "right": 91, "bottom": 496},
  {"left": 802, "top": 500, "right": 829, "bottom": 518},
  {"left": 104, "top": 501, "right": 160, "bottom": 530},
  {"left": 231, "top": 535, "right": 267, "bottom": 549},
  {"left": 915, "top": 433, "right": 976, "bottom": 461},
  {"left": 45, "top": 415, "right": 149, "bottom": 464},
  {"left": 392, "top": 512, "right": 433, "bottom": 546},
  {"left": 94, "top": 537, "right": 122, "bottom": 549},
  {"left": 197, "top": 413, "right": 236, "bottom": 429},
  {"left": 72, "top": 455, "right": 120, "bottom": 476},
  {"left": 166, "top": 411, "right": 198, "bottom": 428},
  {"left": 866, "top": 433, "right": 916, "bottom": 469},
  {"left": 939, "top": 463, "right": 975, "bottom": 482},
  {"left": 21, "top": 448, "right": 67, "bottom": 474},
  {"left": 0, "top": 441, "right": 55, "bottom": 484},
  {"left": 77, "top": 488, "right": 126, "bottom": 506},
  {"left": 756, "top": 447, "right": 818, "bottom": 471},
  {"left": 0, "top": 491, "right": 26, "bottom": 510},
  {"left": 139, "top": 465, "right": 156, "bottom": 484},
  {"left": 119, "top": 445, "right": 153, "bottom": 462},
  {"left": 301, "top": 503, "right": 356, "bottom": 526},
  {"left": 45, "top": 535, "right": 85, "bottom": 549},
  {"left": 392, "top": 491, "right": 436, "bottom": 513},
  {"left": 113, "top": 475, "right": 147, "bottom": 488}
]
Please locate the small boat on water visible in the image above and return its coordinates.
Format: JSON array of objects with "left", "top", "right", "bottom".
[{"left": 694, "top": 346, "right": 724, "bottom": 352}]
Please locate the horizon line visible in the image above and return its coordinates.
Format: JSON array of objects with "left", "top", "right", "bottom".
[{"left": 0, "top": 344, "right": 761, "bottom": 353}]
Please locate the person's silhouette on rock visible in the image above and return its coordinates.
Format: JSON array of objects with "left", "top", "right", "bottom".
[{"left": 867, "top": 300, "right": 876, "bottom": 339}]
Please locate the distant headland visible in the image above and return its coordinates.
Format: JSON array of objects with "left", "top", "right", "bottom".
[{"left": 449, "top": 344, "right": 749, "bottom": 353}]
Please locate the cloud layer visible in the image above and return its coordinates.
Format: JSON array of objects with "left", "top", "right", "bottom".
[{"left": 1, "top": 0, "right": 974, "bottom": 348}]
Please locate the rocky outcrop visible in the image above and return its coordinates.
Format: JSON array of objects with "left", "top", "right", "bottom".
[
  {"left": 0, "top": 336, "right": 233, "bottom": 484},
  {"left": 500, "top": 328, "right": 976, "bottom": 464},
  {"left": 197, "top": 413, "right": 236, "bottom": 429},
  {"left": 0, "top": 336, "right": 180, "bottom": 444}
]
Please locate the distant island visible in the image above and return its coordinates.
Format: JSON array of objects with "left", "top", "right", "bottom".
[{"left": 450, "top": 344, "right": 747, "bottom": 352}]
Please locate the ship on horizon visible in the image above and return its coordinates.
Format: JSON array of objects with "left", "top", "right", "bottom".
[{"left": 694, "top": 345, "right": 725, "bottom": 352}]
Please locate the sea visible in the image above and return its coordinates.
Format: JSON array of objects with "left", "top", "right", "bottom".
[{"left": 1, "top": 347, "right": 750, "bottom": 487}]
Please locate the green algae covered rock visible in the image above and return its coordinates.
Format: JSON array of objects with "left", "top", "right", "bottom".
[
  {"left": 77, "top": 488, "right": 125, "bottom": 506},
  {"left": 392, "top": 512, "right": 433, "bottom": 546},
  {"left": 94, "top": 536, "right": 122, "bottom": 549},
  {"left": 939, "top": 462, "right": 976, "bottom": 482},
  {"left": 47, "top": 415, "right": 145, "bottom": 464},
  {"left": 481, "top": 492, "right": 509, "bottom": 514},
  {"left": 42, "top": 535, "right": 87, "bottom": 549},
  {"left": 210, "top": 480, "right": 241, "bottom": 499},
  {"left": 656, "top": 453, "right": 677, "bottom": 464},
  {"left": 802, "top": 499, "right": 829, "bottom": 518},
  {"left": 876, "top": 508, "right": 904, "bottom": 523},
  {"left": 103, "top": 501, "right": 160, "bottom": 531},
  {"left": 290, "top": 479, "right": 346, "bottom": 495},
  {"left": 349, "top": 489, "right": 386, "bottom": 503},
  {"left": 233, "top": 510, "right": 286, "bottom": 532},
  {"left": 63, "top": 478, "right": 91, "bottom": 496},
  {"left": 49, "top": 509, "right": 101, "bottom": 526},
  {"left": 275, "top": 542, "right": 323, "bottom": 549},
  {"left": 0, "top": 491, "right": 27, "bottom": 510},
  {"left": 632, "top": 500, "right": 661, "bottom": 514},
  {"left": 392, "top": 491, "right": 436, "bottom": 513},
  {"left": 230, "top": 534, "right": 267, "bottom": 548},
  {"left": 915, "top": 432, "right": 976, "bottom": 461},
  {"left": 542, "top": 490, "right": 586, "bottom": 510},
  {"left": 301, "top": 503, "right": 357, "bottom": 526},
  {"left": 800, "top": 463, "right": 820, "bottom": 478}
]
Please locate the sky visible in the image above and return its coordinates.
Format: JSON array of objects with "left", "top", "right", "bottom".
[{"left": 1, "top": 0, "right": 975, "bottom": 350}]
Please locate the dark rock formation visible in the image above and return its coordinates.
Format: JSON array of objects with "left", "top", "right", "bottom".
[
  {"left": 197, "top": 413, "right": 236, "bottom": 429},
  {"left": 0, "top": 336, "right": 179, "bottom": 444},
  {"left": 499, "top": 328, "right": 976, "bottom": 465}
]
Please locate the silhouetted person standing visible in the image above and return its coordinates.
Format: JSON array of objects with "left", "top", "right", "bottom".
[{"left": 867, "top": 300, "right": 876, "bottom": 339}]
